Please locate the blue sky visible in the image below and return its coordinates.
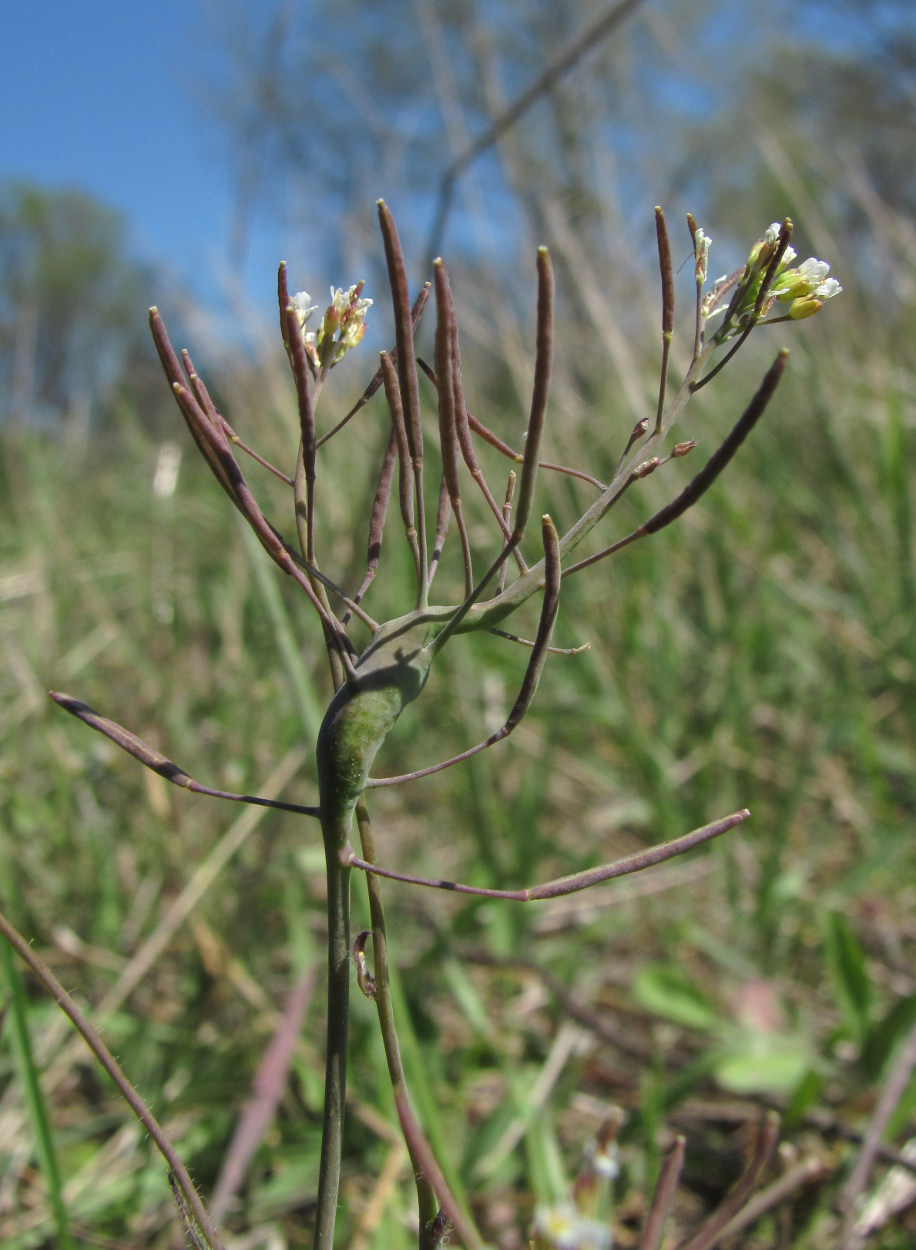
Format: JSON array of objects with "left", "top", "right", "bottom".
[
  {"left": 2, "top": 2, "right": 265, "bottom": 309},
  {"left": 3, "top": 1, "right": 903, "bottom": 336}
]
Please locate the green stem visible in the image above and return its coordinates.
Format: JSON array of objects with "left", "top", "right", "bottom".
[
  {"left": 313, "top": 814, "right": 351, "bottom": 1250},
  {"left": 312, "top": 634, "right": 437, "bottom": 1249}
]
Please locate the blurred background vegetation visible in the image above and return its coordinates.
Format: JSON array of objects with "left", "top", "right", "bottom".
[{"left": 1, "top": 0, "right": 915, "bottom": 1246}]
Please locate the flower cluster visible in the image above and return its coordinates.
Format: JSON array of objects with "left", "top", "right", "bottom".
[
  {"left": 701, "top": 220, "right": 841, "bottom": 342},
  {"left": 771, "top": 255, "right": 842, "bottom": 319},
  {"left": 291, "top": 282, "right": 372, "bottom": 368}
]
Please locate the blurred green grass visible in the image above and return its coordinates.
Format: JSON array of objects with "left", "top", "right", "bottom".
[{"left": 1, "top": 279, "right": 915, "bottom": 1249}]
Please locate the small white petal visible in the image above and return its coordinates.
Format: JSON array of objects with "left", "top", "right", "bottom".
[
  {"left": 798, "top": 258, "right": 830, "bottom": 282},
  {"left": 815, "top": 277, "right": 842, "bottom": 298},
  {"left": 291, "top": 291, "right": 318, "bottom": 328}
]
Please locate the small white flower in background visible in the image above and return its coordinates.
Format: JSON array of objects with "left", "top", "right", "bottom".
[
  {"left": 152, "top": 441, "right": 182, "bottom": 499},
  {"left": 531, "top": 1202, "right": 613, "bottom": 1250},
  {"left": 584, "top": 1133, "right": 620, "bottom": 1182}
]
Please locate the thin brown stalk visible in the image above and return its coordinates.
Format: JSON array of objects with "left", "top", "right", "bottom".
[
  {"left": 354, "top": 799, "right": 450, "bottom": 1247},
  {"left": 49, "top": 692, "right": 320, "bottom": 818},
  {"left": 841, "top": 1018, "right": 916, "bottom": 1247},
  {"left": 393, "top": 1083, "right": 482, "bottom": 1248},
  {"left": 343, "top": 428, "right": 398, "bottom": 624},
  {"left": 151, "top": 308, "right": 357, "bottom": 666},
  {"left": 715, "top": 1154, "right": 825, "bottom": 1244},
  {"left": 418, "top": 356, "right": 604, "bottom": 490},
  {"left": 0, "top": 909, "right": 226, "bottom": 1250},
  {"left": 182, "top": 353, "right": 293, "bottom": 486},
  {"left": 564, "top": 351, "right": 788, "bottom": 578},
  {"left": 676, "top": 1112, "right": 780, "bottom": 1250},
  {"left": 497, "top": 472, "right": 516, "bottom": 591},
  {"left": 423, "top": 0, "right": 647, "bottom": 268},
  {"left": 380, "top": 351, "right": 424, "bottom": 593},
  {"left": 444, "top": 284, "right": 525, "bottom": 568},
  {"left": 367, "top": 514, "right": 560, "bottom": 785},
  {"left": 486, "top": 627, "right": 588, "bottom": 656},
  {"left": 284, "top": 300, "right": 319, "bottom": 562},
  {"left": 512, "top": 247, "right": 554, "bottom": 539},
  {"left": 427, "top": 246, "right": 554, "bottom": 654},
  {"left": 344, "top": 809, "right": 750, "bottom": 899},
  {"left": 640, "top": 1135, "right": 686, "bottom": 1250},
  {"left": 434, "top": 258, "right": 474, "bottom": 597}
]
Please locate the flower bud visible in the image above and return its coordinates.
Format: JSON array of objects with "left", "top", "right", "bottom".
[
  {"left": 320, "top": 303, "right": 341, "bottom": 352},
  {"left": 788, "top": 295, "right": 824, "bottom": 319}
]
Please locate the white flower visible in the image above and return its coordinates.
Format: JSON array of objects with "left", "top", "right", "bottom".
[
  {"left": 330, "top": 284, "right": 373, "bottom": 355},
  {"left": 291, "top": 283, "right": 372, "bottom": 366},
  {"left": 585, "top": 1137, "right": 620, "bottom": 1181},
  {"left": 329, "top": 283, "right": 372, "bottom": 321},
  {"left": 289, "top": 291, "right": 320, "bottom": 362},
  {"left": 747, "top": 221, "right": 793, "bottom": 273},
  {"left": 815, "top": 276, "right": 842, "bottom": 299},
  {"left": 290, "top": 291, "right": 318, "bottom": 331},
  {"left": 797, "top": 257, "right": 830, "bottom": 282},
  {"left": 320, "top": 283, "right": 372, "bottom": 362},
  {"left": 694, "top": 228, "right": 711, "bottom": 284},
  {"left": 772, "top": 257, "right": 842, "bottom": 303},
  {"left": 532, "top": 1203, "right": 612, "bottom": 1250}
]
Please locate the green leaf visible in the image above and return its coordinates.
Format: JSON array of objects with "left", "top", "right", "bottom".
[
  {"left": 823, "top": 910, "right": 873, "bottom": 1044},
  {"left": 632, "top": 963, "right": 720, "bottom": 1032},
  {"left": 782, "top": 1067, "right": 825, "bottom": 1128},
  {"left": 714, "top": 1031, "right": 815, "bottom": 1096},
  {"left": 861, "top": 992, "right": 916, "bottom": 1080}
]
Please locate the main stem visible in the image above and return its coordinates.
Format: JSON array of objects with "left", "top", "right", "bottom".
[
  {"left": 313, "top": 806, "right": 352, "bottom": 1250},
  {"left": 312, "top": 624, "right": 438, "bottom": 1249}
]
